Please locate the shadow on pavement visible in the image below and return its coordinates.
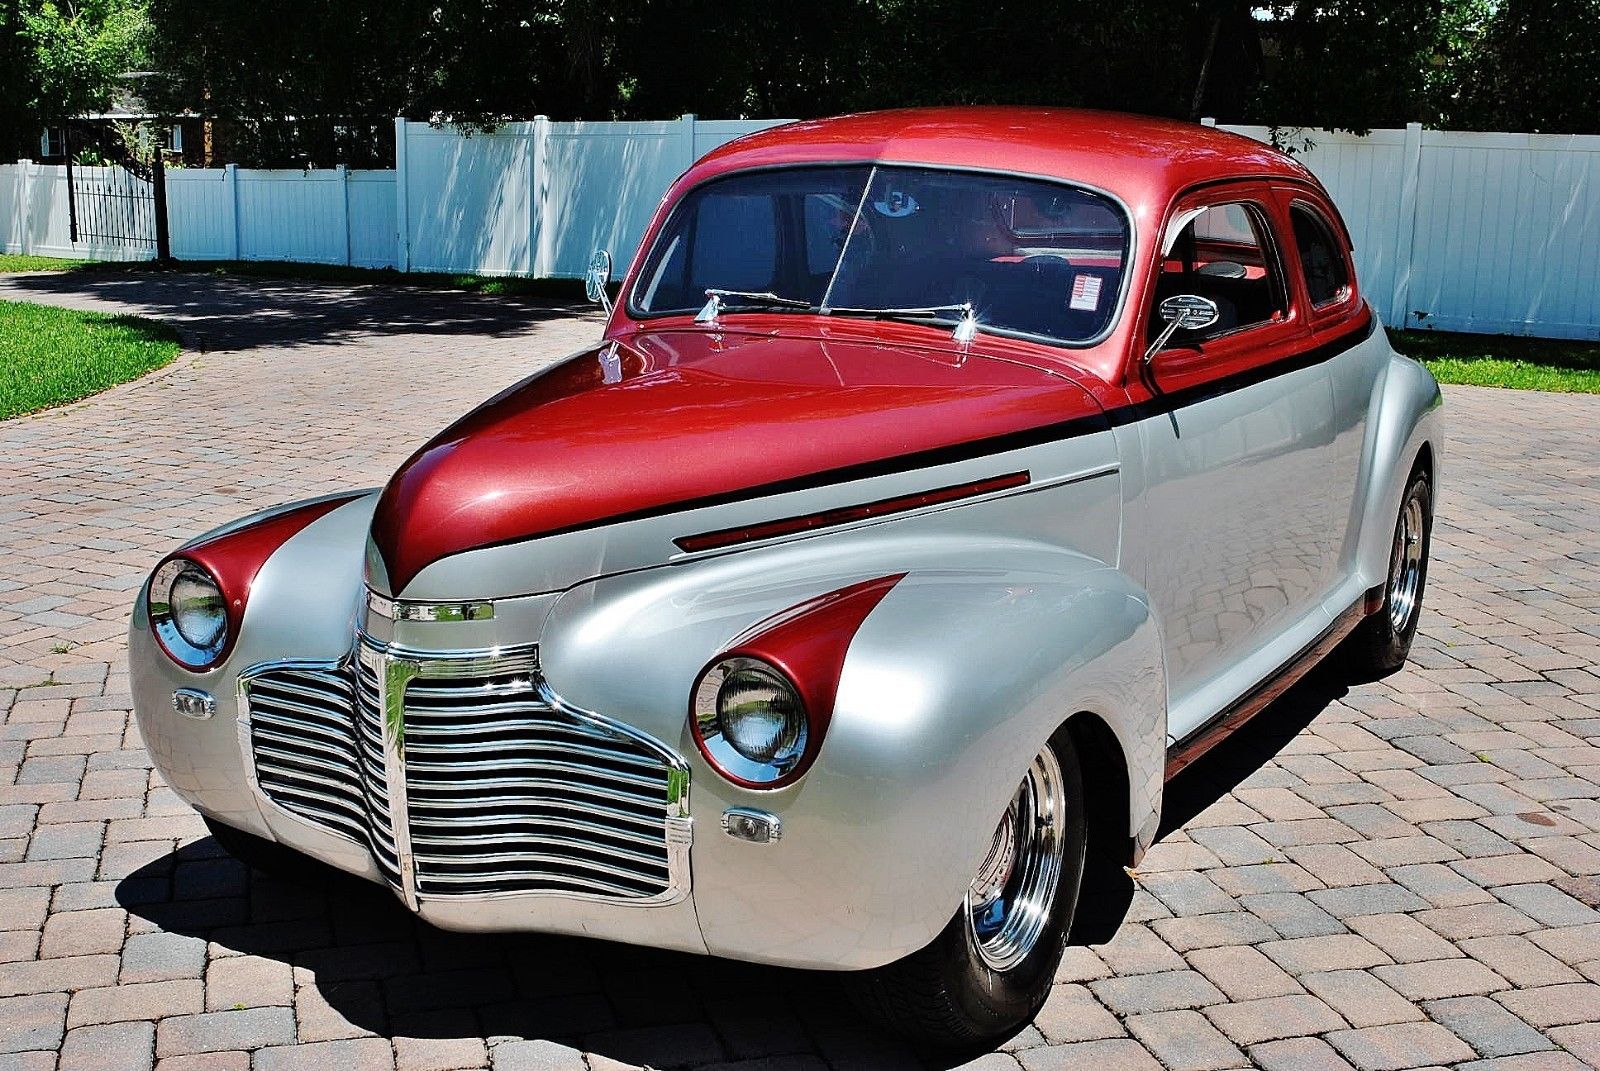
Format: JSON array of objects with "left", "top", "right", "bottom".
[
  {"left": 1159, "top": 661, "right": 1351, "bottom": 838},
  {"left": 1070, "top": 663, "right": 1349, "bottom": 946},
  {"left": 117, "top": 841, "right": 928, "bottom": 1069},
  {"left": 0, "top": 271, "right": 592, "bottom": 354}
]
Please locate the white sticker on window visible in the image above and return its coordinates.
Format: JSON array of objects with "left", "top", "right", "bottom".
[{"left": 1069, "top": 273, "right": 1102, "bottom": 312}]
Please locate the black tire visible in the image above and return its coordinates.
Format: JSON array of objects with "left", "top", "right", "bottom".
[
  {"left": 1343, "top": 466, "right": 1432, "bottom": 678},
  {"left": 845, "top": 727, "right": 1088, "bottom": 1055},
  {"left": 204, "top": 817, "right": 325, "bottom": 881}
]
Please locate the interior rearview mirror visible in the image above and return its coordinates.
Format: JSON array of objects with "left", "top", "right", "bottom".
[
  {"left": 585, "top": 249, "right": 613, "bottom": 315},
  {"left": 1145, "top": 294, "right": 1220, "bottom": 365}
]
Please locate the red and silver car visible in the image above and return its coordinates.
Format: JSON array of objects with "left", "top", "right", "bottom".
[{"left": 131, "top": 107, "right": 1441, "bottom": 1049}]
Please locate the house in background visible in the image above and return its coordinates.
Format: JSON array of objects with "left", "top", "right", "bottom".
[{"left": 37, "top": 92, "right": 207, "bottom": 167}]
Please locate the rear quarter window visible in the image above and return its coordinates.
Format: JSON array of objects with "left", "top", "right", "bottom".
[{"left": 1290, "top": 203, "right": 1352, "bottom": 308}]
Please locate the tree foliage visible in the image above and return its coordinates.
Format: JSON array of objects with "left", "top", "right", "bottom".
[
  {"left": 5, "top": 0, "right": 1597, "bottom": 166},
  {"left": 22, "top": 0, "right": 147, "bottom": 123},
  {"left": 0, "top": 0, "right": 38, "bottom": 157},
  {"left": 1248, "top": 1, "right": 1458, "bottom": 132},
  {"left": 1450, "top": 0, "right": 1600, "bottom": 134}
]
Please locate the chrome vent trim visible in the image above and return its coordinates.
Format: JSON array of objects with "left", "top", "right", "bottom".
[
  {"left": 238, "top": 664, "right": 372, "bottom": 848},
  {"left": 238, "top": 641, "right": 691, "bottom": 908}
]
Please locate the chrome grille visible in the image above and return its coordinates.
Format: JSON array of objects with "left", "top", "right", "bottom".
[
  {"left": 240, "top": 641, "right": 687, "bottom": 905},
  {"left": 398, "top": 654, "right": 678, "bottom": 899},
  {"left": 353, "top": 657, "right": 401, "bottom": 886},
  {"left": 244, "top": 666, "right": 369, "bottom": 846}
]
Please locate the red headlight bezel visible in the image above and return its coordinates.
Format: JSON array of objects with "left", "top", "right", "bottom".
[
  {"left": 147, "top": 493, "right": 362, "bottom": 671},
  {"left": 688, "top": 573, "right": 905, "bottom": 789}
]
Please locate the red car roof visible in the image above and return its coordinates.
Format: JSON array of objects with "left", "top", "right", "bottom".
[{"left": 692, "top": 107, "right": 1316, "bottom": 210}]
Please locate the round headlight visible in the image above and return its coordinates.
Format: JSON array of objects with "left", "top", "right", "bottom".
[
  {"left": 693, "top": 656, "right": 808, "bottom": 785},
  {"left": 150, "top": 559, "right": 229, "bottom": 668},
  {"left": 170, "top": 566, "right": 227, "bottom": 649}
]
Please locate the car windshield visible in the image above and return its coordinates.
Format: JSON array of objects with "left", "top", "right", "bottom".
[{"left": 629, "top": 164, "right": 1130, "bottom": 345}]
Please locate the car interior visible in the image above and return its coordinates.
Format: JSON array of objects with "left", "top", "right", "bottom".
[{"left": 1151, "top": 202, "right": 1288, "bottom": 344}]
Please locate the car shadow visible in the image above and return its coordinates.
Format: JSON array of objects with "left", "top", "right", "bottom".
[
  {"left": 1158, "top": 661, "right": 1353, "bottom": 838},
  {"left": 116, "top": 665, "right": 1350, "bottom": 1069},
  {"left": 0, "top": 269, "right": 594, "bottom": 354},
  {"left": 116, "top": 843, "right": 929, "bottom": 1069},
  {"left": 1070, "top": 661, "right": 1352, "bottom": 945}
]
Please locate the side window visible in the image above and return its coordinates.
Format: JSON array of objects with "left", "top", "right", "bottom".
[
  {"left": 1154, "top": 202, "right": 1287, "bottom": 342},
  {"left": 1290, "top": 204, "right": 1351, "bottom": 307}
]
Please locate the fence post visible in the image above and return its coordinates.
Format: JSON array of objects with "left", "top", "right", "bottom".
[
  {"left": 336, "top": 164, "right": 351, "bottom": 266},
  {"left": 223, "top": 163, "right": 240, "bottom": 260},
  {"left": 17, "top": 160, "right": 32, "bottom": 256},
  {"left": 681, "top": 113, "right": 698, "bottom": 171},
  {"left": 1389, "top": 121, "right": 1424, "bottom": 330},
  {"left": 531, "top": 115, "right": 550, "bottom": 278},
  {"left": 152, "top": 151, "right": 172, "bottom": 264},
  {"left": 393, "top": 116, "right": 411, "bottom": 272}
]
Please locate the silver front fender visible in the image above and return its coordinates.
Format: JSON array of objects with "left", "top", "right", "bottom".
[
  {"left": 540, "top": 533, "right": 1165, "bottom": 969},
  {"left": 130, "top": 492, "right": 380, "bottom": 858}
]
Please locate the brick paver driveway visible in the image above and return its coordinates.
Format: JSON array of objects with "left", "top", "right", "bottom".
[{"left": 1, "top": 272, "right": 1597, "bottom": 1071}]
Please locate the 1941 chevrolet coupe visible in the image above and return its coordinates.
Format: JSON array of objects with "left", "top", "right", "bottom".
[{"left": 130, "top": 108, "right": 1441, "bottom": 1049}]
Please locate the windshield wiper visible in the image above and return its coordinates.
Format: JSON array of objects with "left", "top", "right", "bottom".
[
  {"left": 695, "top": 289, "right": 813, "bottom": 324},
  {"left": 823, "top": 302, "right": 980, "bottom": 344}
]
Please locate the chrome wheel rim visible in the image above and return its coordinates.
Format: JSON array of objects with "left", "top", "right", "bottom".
[
  {"left": 1388, "top": 492, "right": 1426, "bottom": 634},
  {"left": 966, "top": 747, "right": 1067, "bottom": 972}
]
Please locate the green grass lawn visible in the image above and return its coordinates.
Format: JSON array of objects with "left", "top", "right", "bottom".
[
  {"left": 0, "top": 253, "right": 98, "bottom": 273},
  {"left": 1392, "top": 329, "right": 1600, "bottom": 394},
  {"left": 0, "top": 299, "right": 181, "bottom": 420}
]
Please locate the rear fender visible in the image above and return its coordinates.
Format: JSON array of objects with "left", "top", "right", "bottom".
[{"left": 1353, "top": 347, "right": 1444, "bottom": 585}]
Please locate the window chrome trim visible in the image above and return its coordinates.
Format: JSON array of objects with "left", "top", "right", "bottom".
[{"left": 236, "top": 640, "right": 693, "bottom": 911}]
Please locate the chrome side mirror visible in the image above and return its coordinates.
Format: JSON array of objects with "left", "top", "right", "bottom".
[
  {"left": 584, "top": 249, "right": 613, "bottom": 315},
  {"left": 1144, "top": 294, "right": 1220, "bottom": 364}
]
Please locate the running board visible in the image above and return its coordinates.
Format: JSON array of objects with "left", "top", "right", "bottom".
[{"left": 1164, "top": 585, "right": 1385, "bottom": 780}]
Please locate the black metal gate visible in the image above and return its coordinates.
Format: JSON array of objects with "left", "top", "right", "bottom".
[{"left": 64, "top": 125, "right": 171, "bottom": 260}]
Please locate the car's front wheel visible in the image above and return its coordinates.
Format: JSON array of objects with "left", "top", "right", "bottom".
[{"left": 846, "top": 727, "right": 1088, "bottom": 1053}]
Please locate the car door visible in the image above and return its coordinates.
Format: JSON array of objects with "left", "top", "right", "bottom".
[
  {"left": 1275, "top": 188, "right": 1383, "bottom": 590},
  {"left": 1128, "top": 183, "right": 1341, "bottom": 741}
]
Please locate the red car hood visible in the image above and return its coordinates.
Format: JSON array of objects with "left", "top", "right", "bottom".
[{"left": 371, "top": 328, "right": 1107, "bottom": 593}]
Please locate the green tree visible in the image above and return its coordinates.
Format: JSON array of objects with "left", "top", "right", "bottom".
[
  {"left": 0, "top": 0, "right": 41, "bottom": 158},
  {"left": 1246, "top": 0, "right": 1459, "bottom": 132},
  {"left": 1449, "top": 0, "right": 1600, "bottom": 133},
  {"left": 22, "top": 0, "right": 147, "bottom": 124}
]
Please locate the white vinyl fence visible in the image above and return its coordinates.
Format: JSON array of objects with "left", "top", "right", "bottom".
[
  {"left": 6, "top": 116, "right": 1600, "bottom": 339},
  {"left": 1216, "top": 122, "right": 1600, "bottom": 339},
  {"left": 165, "top": 167, "right": 397, "bottom": 267},
  {"left": 395, "top": 116, "right": 788, "bottom": 277},
  {"left": 1, "top": 162, "right": 159, "bottom": 261}
]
